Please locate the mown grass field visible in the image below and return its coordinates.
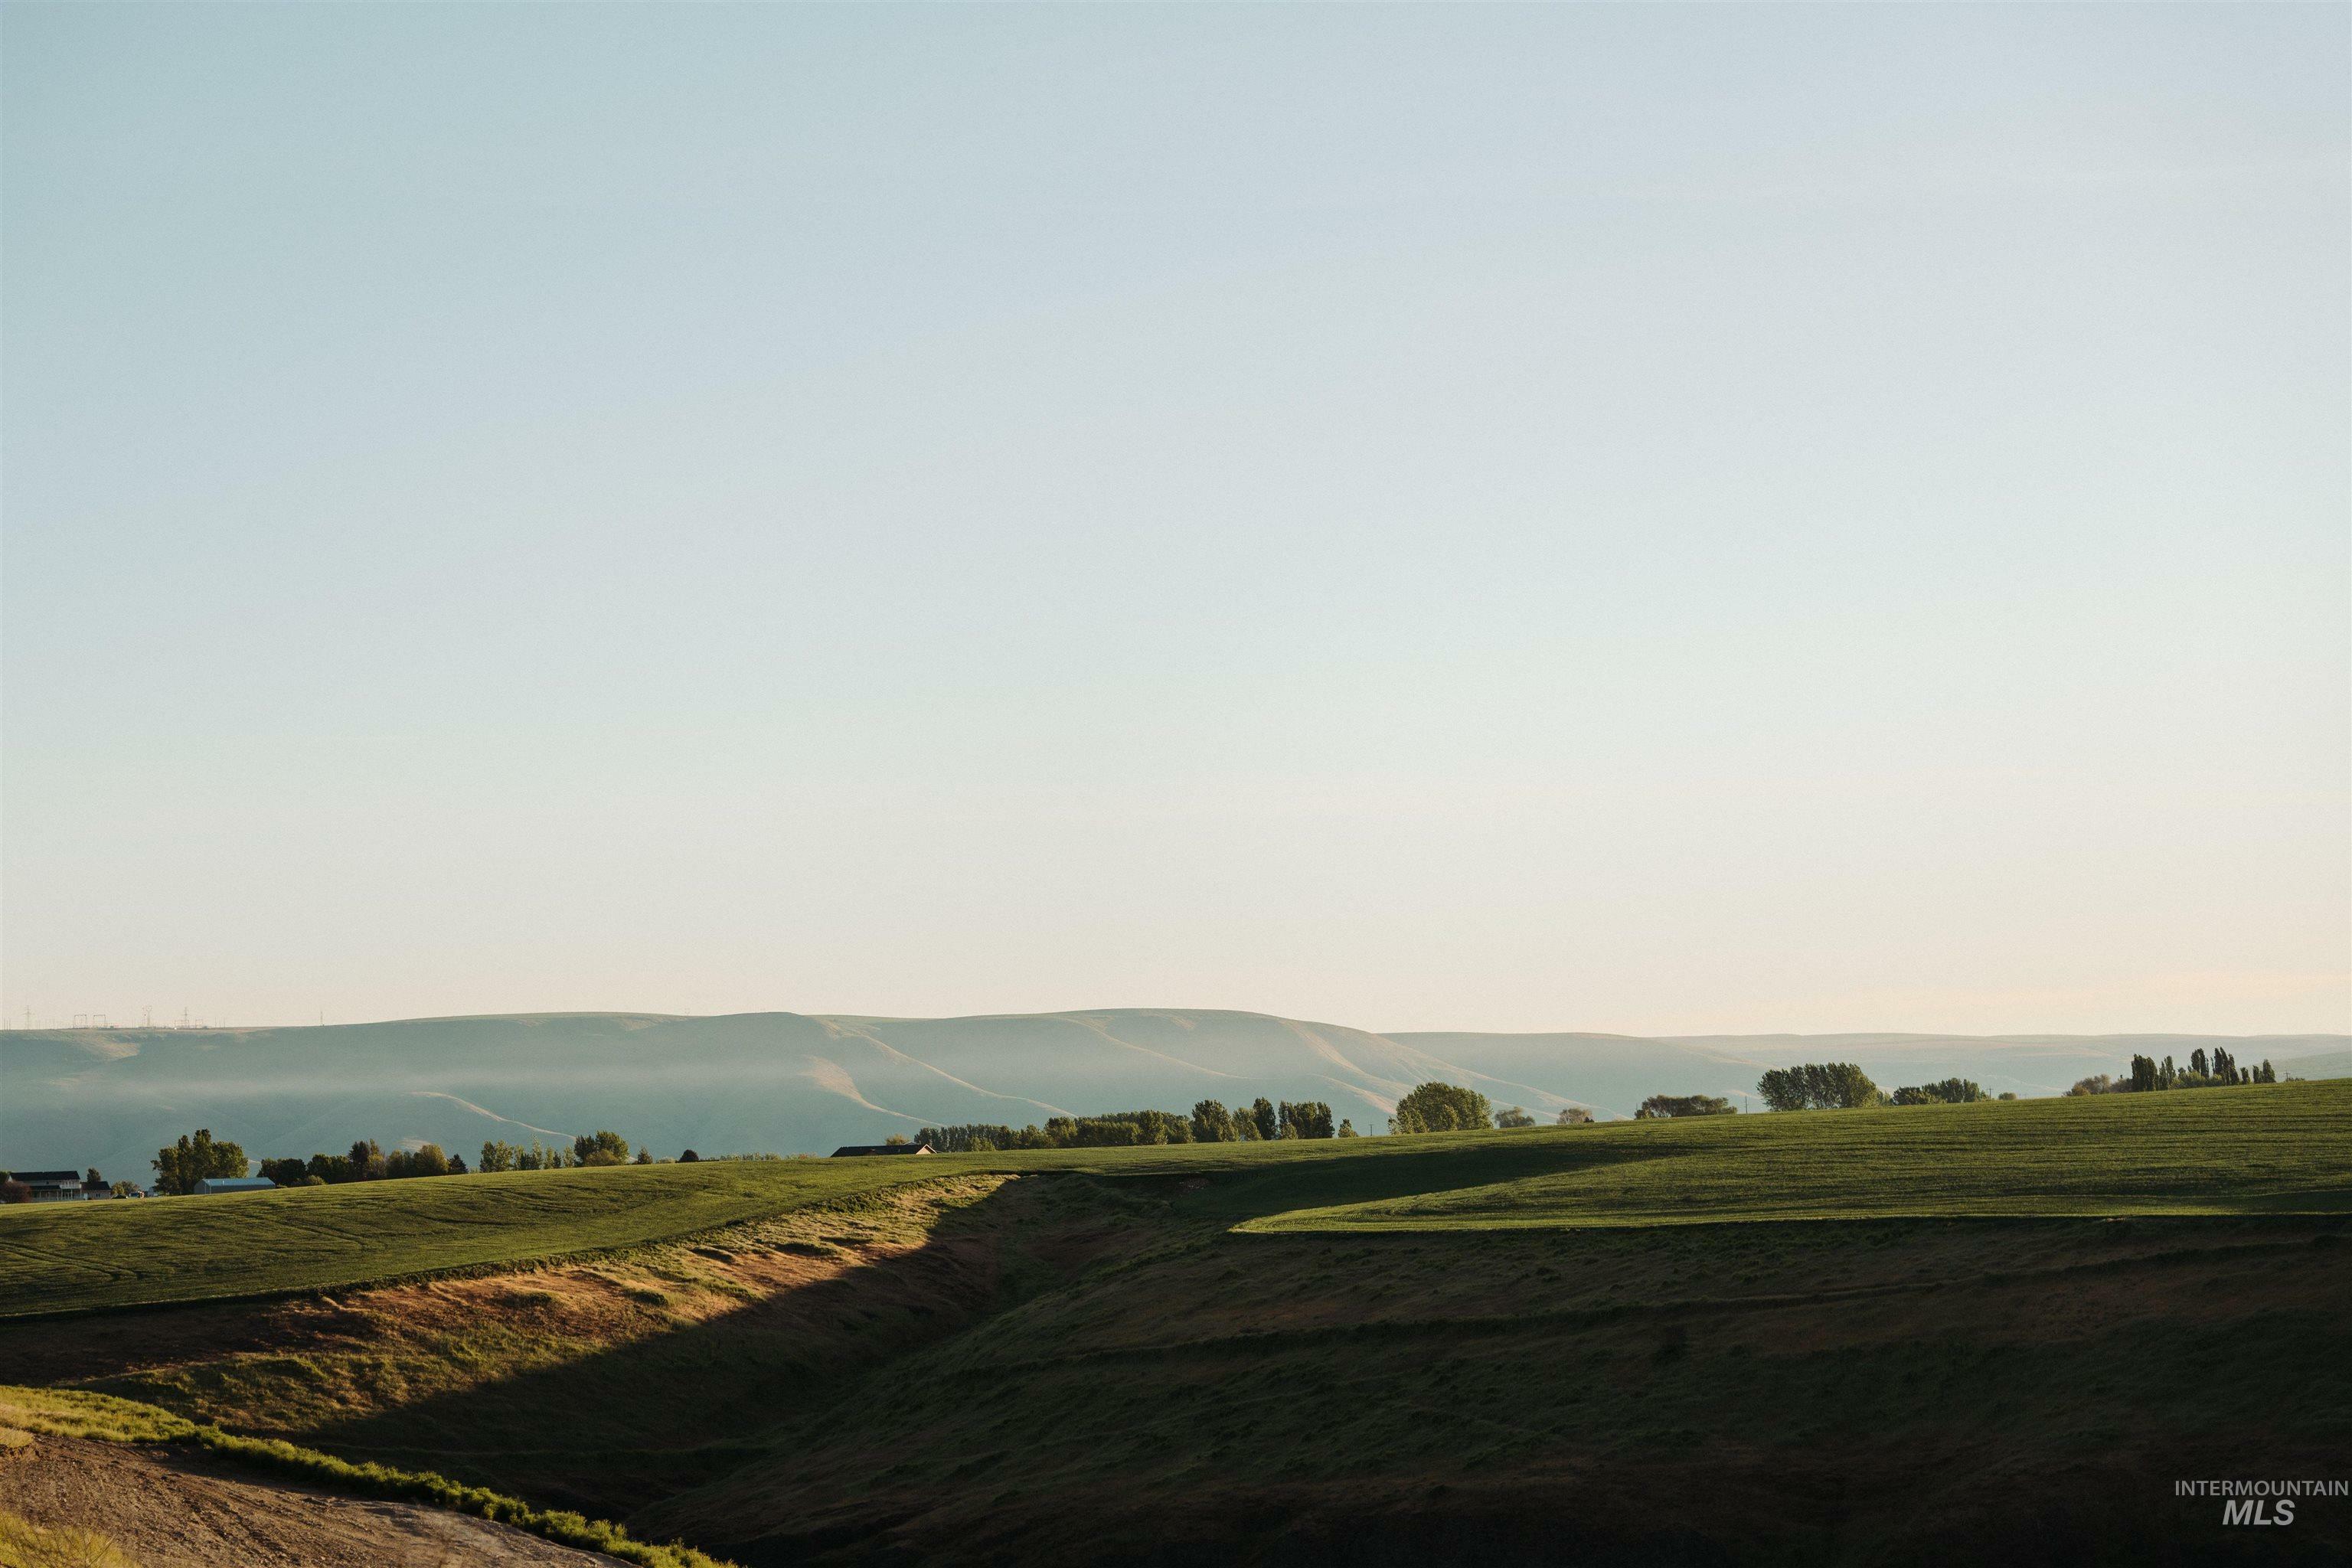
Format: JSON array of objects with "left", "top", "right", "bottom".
[{"left": 4, "top": 1080, "right": 2344, "bottom": 1318}]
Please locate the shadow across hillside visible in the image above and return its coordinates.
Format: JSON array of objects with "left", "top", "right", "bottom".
[
  {"left": 1161, "top": 1128, "right": 1674, "bottom": 1225},
  {"left": 292, "top": 1172, "right": 1175, "bottom": 1517}
]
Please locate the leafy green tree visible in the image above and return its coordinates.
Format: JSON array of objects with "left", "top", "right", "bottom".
[
  {"left": 152, "top": 1129, "right": 249, "bottom": 1195},
  {"left": 1494, "top": 1105, "right": 1537, "bottom": 1129},
  {"left": 1556, "top": 1106, "right": 1594, "bottom": 1125},
  {"left": 1279, "top": 1101, "right": 1334, "bottom": 1138},
  {"left": 1755, "top": 1064, "right": 1881, "bottom": 1112},
  {"left": 1335, "top": 1119, "right": 1357, "bottom": 1137},
  {"left": 479, "top": 1141, "right": 515, "bottom": 1173},
  {"left": 2130, "top": 1055, "right": 2158, "bottom": 1093},
  {"left": 1390, "top": 1082, "right": 1493, "bottom": 1134},
  {"left": 678, "top": 1148, "right": 701, "bottom": 1162},
  {"left": 1191, "top": 1099, "right": 1236, "bottom": 1142},
  {"left": 1250, "top": 1098, "right": 1279, "bottom": 1142},
  {"left": 257, "top": 1157, "right": 308, "bottom": 1187},
  {"left": 1756, "top": 1068, "right": 1807, "bottom": 1112},
  {"left": 573, "top": 1130, "right": 630, "bottom": 1166},
  {"left": 1891, "top": 1079, "right": 1988, "bottom": 1106},
  {"left": 384, "top": 1143, "right": 450, "bottom": 1179}
]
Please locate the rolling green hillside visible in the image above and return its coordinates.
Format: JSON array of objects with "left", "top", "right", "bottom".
[
  {"left": 1241, "top": 1080, "right": 2352, "bottom": 1230},
  {"left": 4, "top": 1083, "right": 2345, "bottom": 1566},
  {"left": 7, "top": 1007, "right": 2339, "bottom": 1182},
  {"left": 7, "top": 1080, "right": 2344, "bottom": 1318},
  {"left": 0, "top": 1156, "right": 944, "bottom": 1318}
]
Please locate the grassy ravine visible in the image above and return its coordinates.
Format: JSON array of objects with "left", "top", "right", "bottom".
[
  {"left": 2, "top": 1081, "right": 2344, "bottom": 1318},
  {"left": 0, "top": 1384, "right": 732, "bottom": 1568}
]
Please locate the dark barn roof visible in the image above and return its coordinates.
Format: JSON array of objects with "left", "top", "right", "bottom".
[{"left": 828, "top": 1143, "right": 936, "bottom": 1158}]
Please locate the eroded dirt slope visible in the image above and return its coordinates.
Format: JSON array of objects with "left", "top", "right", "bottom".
[{"left": 0, "top": 1433, "right": 617, "bottom": 1567}]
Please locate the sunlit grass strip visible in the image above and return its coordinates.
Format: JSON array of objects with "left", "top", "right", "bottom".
[
  {"left": 1239, "top": 1081, "right": 2352, "bottom": 1232},
  {"left": 0, "top": 1508, "right": 137, "bottom": 1568},
  {"left": 0, "top": 1386, "right": 734, "bottom": 1568}
]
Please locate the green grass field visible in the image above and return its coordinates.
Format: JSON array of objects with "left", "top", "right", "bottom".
[
  {"left": 2, "top": 1082, "right": 2346, "bottom": 1565},
  {"left": 4, "top": 1080, "right": 2344, "bottom": 1318},
  {"left": 0, "top": 1157, "right": 956, "bottom": 1318},
  {"left": 1236, "top": 1079, "right": 2352, "bottom": 1230}
]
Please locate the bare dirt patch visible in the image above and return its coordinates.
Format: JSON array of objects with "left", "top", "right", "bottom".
[{"left": 0, "top": 1433, "right": 616, "bottom": 1566}]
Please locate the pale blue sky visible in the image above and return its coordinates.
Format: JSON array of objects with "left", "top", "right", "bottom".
[{"left": 4, "top": 4, "right": 2345, "bottom": 1035}]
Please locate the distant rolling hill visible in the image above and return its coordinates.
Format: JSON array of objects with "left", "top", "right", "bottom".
[{"left": 2, "top": 1009, "right": 2343, "bottom": 1181}]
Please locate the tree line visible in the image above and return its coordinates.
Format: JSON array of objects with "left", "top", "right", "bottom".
[
  {"left": 918, "top": 1099, "right": 1353, "bottom": 1152},
  {"left": 256, "top": 1139, "right": 470, "bottom": 1187},
  {"left": 1748, "top": 1064, "right": 2011, "bottom": 1112},
  {"left": 150, "top": 1127, "right": 652, "bottom": 1193},
  {"left": 2073, "top": 1050, "right": 2278, "bottom": 1096},
  {"left": 477, "top": 1129, "right": 647, "bottom": 1171}
]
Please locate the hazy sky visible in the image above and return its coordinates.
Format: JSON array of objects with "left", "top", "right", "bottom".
[{"left": 4, "top": 4, "right": 2345, "bottom": 1037}]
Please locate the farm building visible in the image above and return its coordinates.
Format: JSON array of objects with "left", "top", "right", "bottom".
[
  {"left": 191, "top": 1176, "right": 277, "bottom": 1194},
  {"left": 11, "top": 1170, "right": 109, "bottom": 1201},
  {"left": 829, "top": 1143, "right": 936, "bottom": 1158}
]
